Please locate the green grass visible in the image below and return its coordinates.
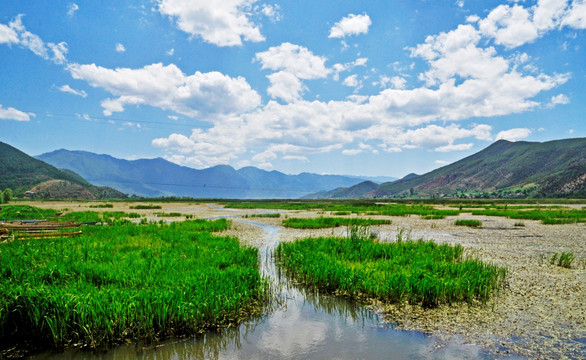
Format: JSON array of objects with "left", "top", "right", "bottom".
[
  {"left": 243, "top": 213, "right": 281, "bottom": 218},
  {"left": 89, "top": 204, "right": 114, "bottom": 209},
  {"left": 0, "top": 219, "right": 268, "bottom": 351},
  {"left": 454, "top": 220, "right": 483, "bottom": 227},
  {"left": 155, "top": 212, "right": 184, "bottom": 217},
  {"left": 224, "top": 200, "right": 585, "bottom": 225},
  {"left": 130, "top": 205, "right": 163, "bottom": 210},
  {"left": 276, "top": 232, "right": 506, "bottom": 308},
  {"left": 550, "top": 252, "right": 576, "bottom": 268},
  {"left": 283, "top": 217, "right": 391, "bottom": 229},
  {"left": 0, "top": 205, "right": 59, "bottom": 220}
]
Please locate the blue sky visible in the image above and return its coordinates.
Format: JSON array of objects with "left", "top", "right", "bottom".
[{"left": 0, "top": 1, "right": 584, "bottom": 178}]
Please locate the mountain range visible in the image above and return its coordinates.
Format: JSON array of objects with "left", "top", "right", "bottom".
[
  {"left": 0, "top": 142, "right": 125, "bottom": 199},
  {"left": 2, "top": 137, "right": 584, "bottom": 200},
  {"left": 304, "top": 138, "right": 586, "bottom": 199},
  {"left": 35, "top": 149, "right": 369, "bottom": 198}
]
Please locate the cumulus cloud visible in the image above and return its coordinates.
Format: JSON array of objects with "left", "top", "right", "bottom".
[
  {"left": 476, "top": 0, "right": 586, "bottom": 48},
  {"left": 58, "top": 84, "right": 88, "bottom": 97},
  {"left": 156, "top": 0, "right": 265, "bottom": 47},
  {"left": 261, "top": 4, "right": 281, "bottom": 22},
  {"left": 115, "top": 43, "right": 126, "bottom": 52},
  {"left": 546, "top": 93, "right": 570, "bottom": 108},
  {"left": 153, "top": 2, "right": 574, "bottom": 168},
  {"left": 67, "top": 62, "right": 261, "bottom": 117},
  {"left": 329, "top": 13, "right": 372, "bottom": 38},
  {"left": 255, "top": 43, "right": 330, "bottom": 102},
  {"left": 1, "top": 15, "right": 68, "bottom": 64},
  {"left": 266, "top": 71, "right": 305, "bottom": 103},
  {"left": 255, "top": 43, "right": 330, "bottom": 79},
  {"left": 0, "top": 104, "right": 35, "bottom": 121},
  {"left": 495, "top": 128, "right": 532, "bottom": 141}
]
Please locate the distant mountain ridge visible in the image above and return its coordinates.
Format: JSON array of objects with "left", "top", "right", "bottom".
[
  {"left": 0, "top": 142, "right": 125, "bottom": 199},
  {"left": 36, "top": 150, "right": 371, "bottom": 199},
  {"left": 371, "top": 138, "right": 586, "bottom": 198}
]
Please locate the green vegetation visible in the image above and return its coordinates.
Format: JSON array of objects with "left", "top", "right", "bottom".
[
  {"left": 371, "top": 138, "right": 586, "bottom": 199},
  {"left": 454, "top": 220, "right": 483, "bottom": 227},
  {"left": 225, "top": 200, "right": 585, "bottom": 225},
  {"left": 550, "top": 252, "right": 576, "bottom": 268},
  {"left": 243, "top": 213, "right": 281, "bottom": 218},
  {"left": 471, "top": 207, "right": 586, "bottom": 224},
  {"left": 283, "top": 217, "right": 391, "bottom": 229},
  {"left": 276, "top": 230, "right": 506, "bottom": 308},
  {"left": 228, "top": 201, "right": 460, "bottom": 219},
  {"left": 1, "top": 189, "right": 13, "bottom": 204},
  {"left": 0, "top": 219, "right": 268, "bottom": 350},
  {"left": 89, "top": 203, "right": 114, "bottom": 208},
  {"left": 155, "top": 212, "right": 184, "bottom": 217},
  {"left": 130, "top": 204, "right": 163, "bottom": 210},
  {"left": 0, "top": 205, "right": 59, "bottom": 220}
]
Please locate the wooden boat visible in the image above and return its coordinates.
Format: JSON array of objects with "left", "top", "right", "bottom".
[{"left": 0, "top": 221, "right": 81, "bottom": 231}]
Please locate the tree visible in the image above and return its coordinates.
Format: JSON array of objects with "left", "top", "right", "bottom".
[{"left": 2, "top": 189, "right": 12, "bottom": 203}]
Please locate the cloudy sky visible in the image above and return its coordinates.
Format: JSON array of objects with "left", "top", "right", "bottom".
[{"left": 1, "top": 1, "right": 584, "bottom": 178}]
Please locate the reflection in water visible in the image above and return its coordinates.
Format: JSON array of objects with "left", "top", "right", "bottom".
[{"left": 37, "top": 220, "right": 502, "bottom": 359}]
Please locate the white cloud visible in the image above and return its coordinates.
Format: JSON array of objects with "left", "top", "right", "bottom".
[
  {"left": 266, "top": 71, "right": 305, "bottom": 102},
  {"left": 562, "top": 0, "right": 586, "bottom": 28},
  {"left": 166, "top": 48, "right": 174, "bottom": 56},
  {"left": 435, "top": 143, "right": 473, "bottom": 152},
  {"left": 342, "top": 149, "right": 362, "bottom": 156},
  {"left": 67, "top": 3, "right": 79, "bottom": 17},
  {"left": 256, "top": 43, "right": 330, "bottom": 103},
  {"left": 68, "top": 62, "right": 261, "bottom": 117},
  {"left": 255, "top": 43, "right": 330, "bottom": 80},
  {"left": 375, "top": 75, "right": 407, "bottom": 89},
  {"left": 435, "top": 160, "right": 450, "bottom": 165},
  {"left": 495, "top": 128, "right": 532, "bottom": 141},
  {"left": 476, "top": 0, "right": 586, "bottom": 49},
  {"left": 59, "top": 84, "right": 88, "bottom": 97},
  {"left": 546, "top": 93, "right": 570, "bottom": 108},
  {"left": 262, "top": 4, "right": 281, "bottom": 22},
  {"left": 156, "top": 0, "right": 265, "bottom": 47},
  {"left": 333, "top": 57, "right": 367, "bottom": 81},
  {"left": 1, "top": 15, "right": 68, "bottom": 64},
  {"left": 0, "top": 104, "right": 35, "bottom": 121},
  {"left": 329, "top": 13, "right": 372, "bottom": 38},
  {"left": 151, "top": 2, "right": 575, "bottom": 167},
  {"left": 342, "top": 74, "right": 359, "bottom": 87},
  {"left": 115, "top": 43, "right": 126, "bottom": 52},
  {"left": 0, "top": 23, "right": 19, "bottom": 44}
]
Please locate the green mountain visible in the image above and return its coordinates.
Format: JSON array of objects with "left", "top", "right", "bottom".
[
  {"left": 371, "top": 138, "right": 586, "bottom": 198},
  {"left": 0, "top": 142, "right": 126, "bottom": 199},
  {"left": 303, "top": 181, "right": 379, "bottom": 199}
]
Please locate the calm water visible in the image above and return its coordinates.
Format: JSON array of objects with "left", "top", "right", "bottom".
[{"left": 36, "top": 221, "right": 506, "bottom": 359}]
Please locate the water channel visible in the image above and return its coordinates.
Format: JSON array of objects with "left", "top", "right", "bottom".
[{"left": 37, "top": 220, "right": 503, "bottom": 359}]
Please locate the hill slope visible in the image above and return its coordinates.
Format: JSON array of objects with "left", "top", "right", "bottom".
[
  {"left": 371, "top": 138, "right": 586, "bottom": 198},
  {"left": 0, "top": 142, "right": 126, "bottom": 199},
  {"left": 303, "top": 181, "right": 379, "bottom": 199},
  {"left": 36, "top": 150, "right": 367, "bottom": 199}
]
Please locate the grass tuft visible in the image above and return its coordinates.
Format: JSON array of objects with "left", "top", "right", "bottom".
[
  {"left": 454, "top": 219, "right": 483, "bottom": 227},
  {"left": 276, "top": 230, "right": 506, "bottom": 308}
]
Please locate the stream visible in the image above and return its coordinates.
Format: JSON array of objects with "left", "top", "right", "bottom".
[{"left": 37, "top": 220, "right": 501, "bottom": 359}]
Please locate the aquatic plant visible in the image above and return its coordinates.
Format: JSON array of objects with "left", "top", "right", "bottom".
[
  {"left": 0, "top": 219, "right": 268, "bottom": 350},
  {"left": 283, "top": 217, "right": 391, "bottom": 229},
  {"left": 454, "top": 220, "right": 483, "bottom": 227},
  {"left": 550, "top": 252, "right": 576, "bottom": 268},
  {"left": 276, "top": 233, "right": 506, "bottom": 308}
]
